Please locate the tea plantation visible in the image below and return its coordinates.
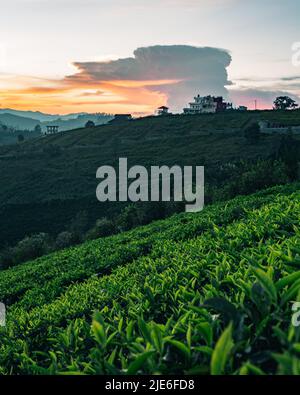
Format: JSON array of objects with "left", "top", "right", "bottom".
[
  {"left": 0, "top": 182, "right": 300, "bottom": 375},
  {"left": 1, "top": 109, "right": 300, "bottom": 247}
]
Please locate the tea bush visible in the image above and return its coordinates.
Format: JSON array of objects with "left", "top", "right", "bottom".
[{"left": 0, "top": 182, "right": 299, "bottom": 375}]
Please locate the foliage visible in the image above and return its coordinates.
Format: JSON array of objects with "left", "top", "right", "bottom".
[
  {"left": 274, "top": 96, "right": 298, "bottom": 111},
  {"left": 116, "top": 205, "right": 144, "bottom": 231},
  {"left": 85, "top": 121, "right": 96, "bottom": 128},
  {"left": 0, "top": 233, "right": 52, "bottom": 268},
  {"left": 1, "top": 109, "right": 300, "bottom": 248},
  {"left": 85, "top": 218, "right": 117, "bottom": 240},
  {"left": 0, "top": 183, "right": 299, "bottom": 374},
  {"left": 55, "top": 231, "right": 78, "bottom": 250}
]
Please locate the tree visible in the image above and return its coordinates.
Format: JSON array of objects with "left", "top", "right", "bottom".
[
  {"left": 34, "top": 124, "right": 42, "bottom": 134},
  {"left": 12, "top": 233, "right": 52, "bottom": 264},
  {"left": 85, "top": 120, "right": 95, "bottom": 128},
  {"left": 55, "top": 231, "right": 77, "bottom": 249},
  {"left": 273, "top": 96, "right": 298, "bottom": 110},
  {"left": 116, "top": 205, "right": 141, "bottom": 231},
  {"left": 17, "top": 134, "right": 24, "bottom": 143},
  {"left": 85, "top": 218, "right": 117, "bottom": 240}
]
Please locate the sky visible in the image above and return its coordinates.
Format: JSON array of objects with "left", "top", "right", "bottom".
[{"left": 0, "top": 0, "right": 300, "bottom": 114}]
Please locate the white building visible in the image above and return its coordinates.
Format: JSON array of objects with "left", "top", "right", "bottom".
[
  {"left": 183, "top": 95, "right": 232, "bottom": 114},
  {"left": 184, "top": 95, "right": 216, "bottom": 114}
]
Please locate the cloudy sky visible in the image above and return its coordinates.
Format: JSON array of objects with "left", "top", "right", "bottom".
[{"left": 0, "top": 0, "right": 299, "bottom": 114}]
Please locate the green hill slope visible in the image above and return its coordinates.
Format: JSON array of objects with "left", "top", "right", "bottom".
[
  {"left": 0, "top": 109, "right": 300, "bottom": 247},
  {"left": 0, "top": 182, "right": 300, "bottom": 375}
]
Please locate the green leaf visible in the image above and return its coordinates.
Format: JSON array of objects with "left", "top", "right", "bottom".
[
  {"left": 211, "top": 323, "right": 234, "bottom": 375},
  {"left": 92, "top": 320, "right": 106, "bottom": 346},
  {"left": 282, "top": 256, "right": 300, "bottom": 269},
  {"left": 151, "top": 323, "right": 163, "bottom": 354},
  {"left": 126, "top": 320, "right": 135, "bottom": 341},
  {"left": 251, "top": 267, "right": 277, "bottom": 303},
  {"left": 276, "top": 271, "right": 300, "bottom": 291},
  {"left": 118, "top": 317, "right": 123, "bottom": 333},
  {"left": 126, "top": 351, "right": 155, "bottom": 374},
  {"left": 107, "top": 331, "right": 118, "bottom": 346},
  {"left": 197, "top": 322, "right": 213, "bottom": 346},
  {"left": 280, "top": 279, "right": 300, "bottom": 305},
  {"left": 138, "top": 318, "right": 152, "bottom": 344},
  {"left": 186, "top": 323, "right": 192, "bottom": 349},
  {"left": 167, "top": 339, "right": 191, "bottom": 359},
  {"left": 108, "top": 346, "right": 118, "bottom": 365},
  {"left": 239, "top": 362, "right": 265, "bottom": 375},
  {"left": 194, "top": 345, "right": 213, "bottom": 356},
  {"left": 203, "top": 297, "right": 240, "bottom": 325},
  {"left": 292, "top": 343, "right": 300, "bottom": 353}
]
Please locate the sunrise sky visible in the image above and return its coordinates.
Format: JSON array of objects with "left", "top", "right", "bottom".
[{"left": 0, "top": 0, "right": 300, "bottom": 115}]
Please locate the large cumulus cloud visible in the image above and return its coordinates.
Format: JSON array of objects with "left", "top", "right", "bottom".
[{"left": 66, "top": 45, "right": 232, "bottom": 112}]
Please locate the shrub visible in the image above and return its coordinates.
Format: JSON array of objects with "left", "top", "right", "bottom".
[
  {"left": 12, "top": 233, "right": 52, "bottom": 264},
  {"left": 116, "top": 205, "right": 142, "bottom": 231},
  {"left": 55, "top": 231, "right": 78, "bottom": 249},
  {"left": 85, "top": 121, "right": 95, "bottom": 128},
  {"left": 85, "top": 218, "right": 117, "bottom": 240}
]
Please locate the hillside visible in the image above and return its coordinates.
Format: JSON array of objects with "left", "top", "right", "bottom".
[
  {"left": 0, "top": 113, "right": 40, "bottom": 130},
  {"left": 0, "top": 182, "right": 299, "bottom": 374},
  {"left": 0, "top": 109, "right": 299, "bottom": 248},
  {"left": 0, "top": 109, "right": 90, "bottom": 122},
  {"left": 0, "top": 111, "right": 113, "bottom": 137}
]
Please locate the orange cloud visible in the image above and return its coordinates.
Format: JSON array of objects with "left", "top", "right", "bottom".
[
  {"left": 0, "top": 45, "right": 232, "bottom": 114},
  {"left": 0, "top": 74, "right": 171, "bottom": 115}
]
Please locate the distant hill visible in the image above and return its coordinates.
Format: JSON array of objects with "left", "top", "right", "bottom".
[
  {"left": 0, "top": 110, "right": 114, "bottom": 142},
  {"left": 0, "top": 108, "right": 109, "bottom": 123},
  {"left": 0, "top": 109, "right": 62, "bottom": 122},
  {"left": 0, "top": 109, "right": 299, "bottom": 246},
  {"left": 40, "top": 113, "right": 113, "bottom": 133},
  {"left": 0, "top": 113, "right": 40, "bottom": 130}
]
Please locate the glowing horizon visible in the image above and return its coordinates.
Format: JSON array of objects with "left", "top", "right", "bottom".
[{"left": 1, "top": 0, "right": 300, "bottom": 115}]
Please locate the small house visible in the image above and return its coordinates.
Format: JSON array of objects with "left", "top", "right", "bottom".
[{"left": 156, "top": 106, "right": 169, "bottom": 116}]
